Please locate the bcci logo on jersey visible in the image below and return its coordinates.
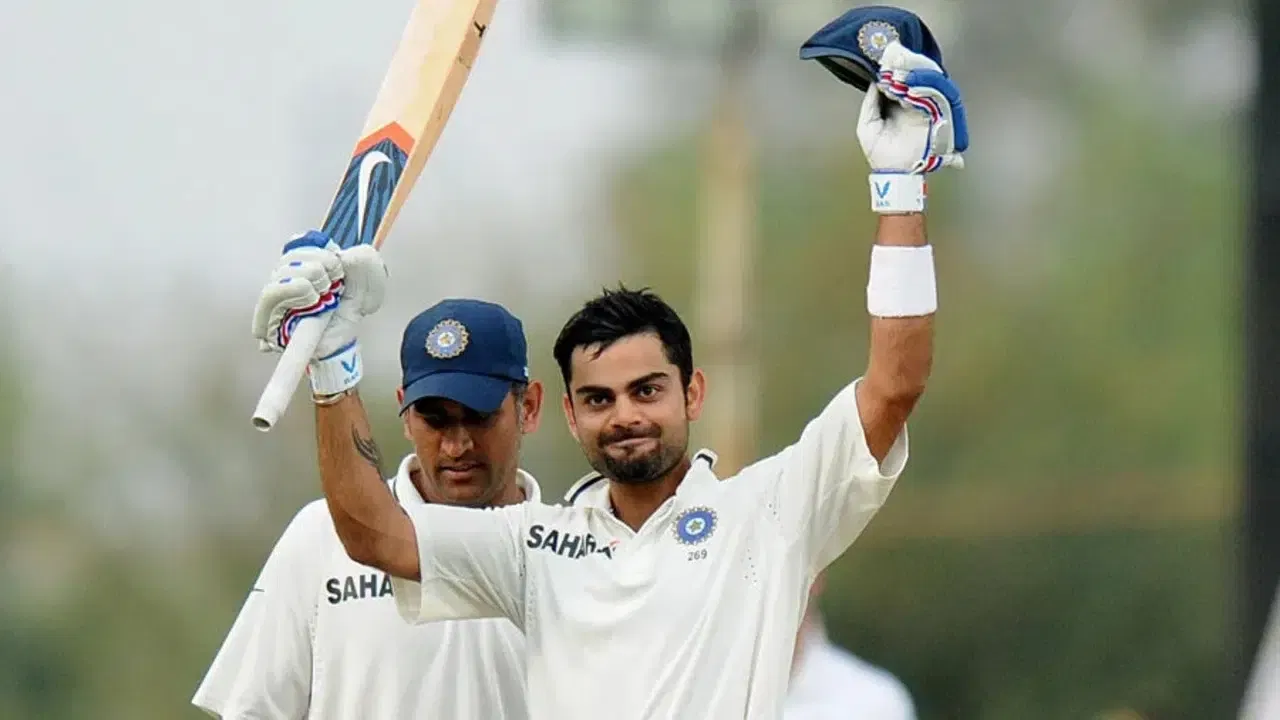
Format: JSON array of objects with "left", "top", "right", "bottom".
[{"left": 674, "top": 506, "right": 717, "bottom": 545}]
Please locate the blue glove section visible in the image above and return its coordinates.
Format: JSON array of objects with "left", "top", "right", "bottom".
[
  {"left": 879, "top": 68, "right": 969, "bottom": 155},
  {"left": 282, "top": 230, "right": 332, "bottom": 254}
]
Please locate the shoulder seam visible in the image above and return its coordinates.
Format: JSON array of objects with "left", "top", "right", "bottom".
[{"left": 566, "top": 474, "right": 605, "bottom": 504}]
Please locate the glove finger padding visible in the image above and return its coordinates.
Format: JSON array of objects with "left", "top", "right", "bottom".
[
  {"left": 873, "top": 42, "right": 968, "bottom": 173},
  {"left": 253, "top": 271, "right": 342, "bottom": 353},
  {"left": 875, "top": 80, "right": 958, "bottom": 171},
  {"left": 856, "top": 80, "right": 887, "bottom": 138},
  {"left": 856, "top": 84, "right": 894, "bottom": 169},
  {"left": 335, "top": 245, "right": 388, "bottom": 318},
  {"left": 252, "top": 278, "right": 320, "bottom": 351},
  {"left": 251, "top": 234, "right": 347, "bottom": 353},
  {"left": 248, "top": 225, "right": 389, "bottom": 397},
  {"left": 880, "top": 70, "right": 967, "bottom": 157},
  {"left": 858, "top": 83, "right": 936, "bottom": 173},
  {"left": 879, "top": 40, "right": 942, "bottom": 74}
]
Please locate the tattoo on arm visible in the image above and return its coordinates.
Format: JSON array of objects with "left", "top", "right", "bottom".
[{"left": 351, "top": 427, "right": 384, "bottom": 474}]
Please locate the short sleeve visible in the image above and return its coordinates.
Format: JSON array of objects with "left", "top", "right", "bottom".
[
  {"left": 191, "top": 502, "right": 326, "bottom": 718},
  {"left": 390, "top": 503, "right": 528, "bottom": 629},
  {"left": 762, "top": 379, "right": 908, "bottom": 574}
]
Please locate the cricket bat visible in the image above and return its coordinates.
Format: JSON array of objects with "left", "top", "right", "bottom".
[{"left": 251, "top": 0, "right": 498, "bottom": 431}]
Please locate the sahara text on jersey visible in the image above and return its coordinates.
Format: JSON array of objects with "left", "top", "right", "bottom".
[
  {"left": 326, "top": 573, "right": 394, "bottom": 604},
  {"left": 525, "top": 524, "right": 617, "bottom": 559}
]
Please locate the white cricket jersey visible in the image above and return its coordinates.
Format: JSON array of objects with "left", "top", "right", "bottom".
[
  {"left": 784, "top": 622, "right": 916, "bottom": 720},
  {"left": 391, "top": 379, "right": 908, "bottom": 719},
  {"left": 192, "top": 455, "right": 540, "bottom": 720},
  {"left": 1242, "top": 580, "right": 1280, "bottom": 720}
]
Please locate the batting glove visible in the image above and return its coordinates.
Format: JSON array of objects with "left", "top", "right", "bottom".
[
  {"left": 250, "top": 231, "right": 388, "bottom": 396},
  {"left": 857, "top": 41, "right": 968, "bottom": 213}
]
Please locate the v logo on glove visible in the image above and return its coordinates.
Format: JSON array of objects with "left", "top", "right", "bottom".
[
  {"left": 874, "top": 181, "right": 892, "bottom": 199},
  {"left": 341, "top": 357, "right": 359, "bottom": 375}
]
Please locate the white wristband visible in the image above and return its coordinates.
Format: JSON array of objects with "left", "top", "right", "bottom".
[
  {"left": 866, "top": 245, "right": 937, "bottom": 317},
  {"left": 869, "top": 173, "right": 926, "bottom": 214},
  {"left": 308, "top": 339, "right": 363, "bottom": 396}
]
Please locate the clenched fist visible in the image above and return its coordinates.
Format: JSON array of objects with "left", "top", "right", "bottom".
[
  {"left": 251, "top": 231, "right": 388, "bottom": 396},
  {"left": 857, "top": 41, "right": 968, "bottom": 213}
]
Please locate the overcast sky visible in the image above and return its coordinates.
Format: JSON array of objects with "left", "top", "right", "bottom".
[
  {"left": 0, "top": 0, "right": 893, "bottom": 406},
  {"left": 0, "top": 0, "right": 1250, "bottom": 385},
  {"left": 0, "top": 0, "right": 707, "bottom": 422},
  {"left": 0, "top": 0, "right": 1251, "bottom": 530}
]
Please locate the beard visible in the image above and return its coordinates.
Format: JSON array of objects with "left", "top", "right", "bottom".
[{"left": 590, "top": 426, "right": 687, "bottom": 485}]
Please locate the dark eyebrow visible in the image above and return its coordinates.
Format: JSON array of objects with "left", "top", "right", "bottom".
[
  {"left": 573, "top": 371, "right": 671, "bottom": 398},
  {"left": 627, "top": 372, "right": 669, "bottom": 391},
  {"left": 573, "top": 384, "right": 611, "bottom": 398}
]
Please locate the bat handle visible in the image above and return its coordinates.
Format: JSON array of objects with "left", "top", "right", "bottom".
[{"left": 250, "top": 317, "right": 328, "bottom": 431}]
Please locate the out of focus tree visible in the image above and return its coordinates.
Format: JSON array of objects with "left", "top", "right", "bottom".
[
  {"left": 0, "top": 2, "right": 1249, "bottom": 717},
  {"left": 0, "top": 303, "right": 79, "bottom": 719},
  {"left": 0, "top": 322, "right": 421, "bottom": 717}
]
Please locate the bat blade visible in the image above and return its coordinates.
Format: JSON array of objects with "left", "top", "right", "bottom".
[
  {"left": 322, "top": 0, "right": 496, "bottom": 250},
  {"left": 251, "top": 0, "right": 498, "bottom": 431}
]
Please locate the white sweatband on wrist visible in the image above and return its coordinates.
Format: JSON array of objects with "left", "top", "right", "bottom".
[
  {"left": 308, "top": 340, "right": 363, "bottom": 396},
  {"left": 866, "top": 245, "right": 937, "bottom": 317},
  {"left": 869, "top": 173, "right": 926, "bottom": 214}
]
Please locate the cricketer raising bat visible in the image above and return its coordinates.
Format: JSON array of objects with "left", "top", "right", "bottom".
[{"left": 251, "top": 0, "right": 498, "bottom": 431}]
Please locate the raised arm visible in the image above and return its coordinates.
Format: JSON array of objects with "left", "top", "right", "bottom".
[
  {"left": 316, "top": 392, "right": 527, "bottom": 625},
  {"left": 250, "top": 232, "right": 527, "bottom": 624},
  {"left": 250, "top": 230, "right": 418, "bottom": 579},
  {"left": 848, "top": 34, "right": 967, "bottom": 462},
  {"left": 766, "top": 25, "right": 967, "bottom": 571},
  {"left": 315, "top": 391, "right": 420, "bottom": 579},
  {"left": 855, "top": 214, "right": 933, "bottom": 462}
]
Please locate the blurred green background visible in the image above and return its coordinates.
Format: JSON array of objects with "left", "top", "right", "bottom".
[{"left": 0, "top": 0, "right": 1250, "bottom": 717}]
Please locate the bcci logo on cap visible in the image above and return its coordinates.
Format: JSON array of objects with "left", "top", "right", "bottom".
[
  {"left": 425, "top": 319, "right": 469, "bottom": 359},
  {"left": 673, "top": 506, "right": 717, "bottom": 546},
  {"left": 857, "top": 20, "right": 899, "bottom": 61}
]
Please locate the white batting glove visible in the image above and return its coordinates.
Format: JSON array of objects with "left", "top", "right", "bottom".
[
  {"left": 857, "top": 41, "right": 969, "bottom": 213},
  {"left": 250, "top": 231, "right": 388, "bottom": 397}
]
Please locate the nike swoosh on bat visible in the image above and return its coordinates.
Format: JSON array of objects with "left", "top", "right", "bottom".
[{"left": 356, "top": 150, "right": 392, "bottom": 242}]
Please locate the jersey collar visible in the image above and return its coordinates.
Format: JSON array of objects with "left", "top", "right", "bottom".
[
  {"left": 562, "top": 449, "right": 720, "bottom": 508},
  {"left": 390, "top": 453, "right": 543, "bottom": 506}
]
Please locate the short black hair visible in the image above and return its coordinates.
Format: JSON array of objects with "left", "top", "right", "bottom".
[
  {"left": 510, "top": 380, "right": 528, "bottom": 406},
  {"left": 553, "top": 286, "right": 693, "bottom": 389}
]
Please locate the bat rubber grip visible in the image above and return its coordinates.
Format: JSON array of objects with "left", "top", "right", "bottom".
[{"left": 251, "top": 317, "right": 328, "bottom": 431}]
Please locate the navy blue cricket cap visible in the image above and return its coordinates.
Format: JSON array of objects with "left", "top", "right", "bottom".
[
  {"left": 799, "top": 5, "right": 945, "bottom": 92},
  {"left": 399, "top": 298, "right": 529, "bottom": 415}
]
